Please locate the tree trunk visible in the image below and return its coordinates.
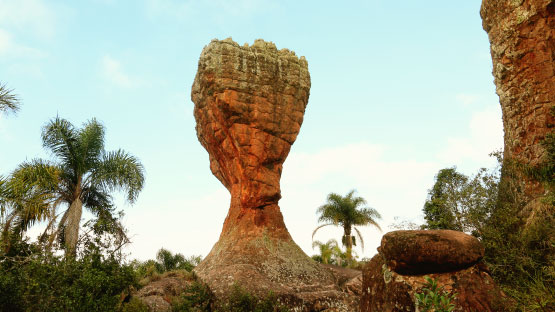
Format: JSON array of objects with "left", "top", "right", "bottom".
[
  {"left": 64, "top": 197, "right": 83, "bottom": 256},
  {"left": 344, "top": 226, "right": 353, "bottom": 264}
]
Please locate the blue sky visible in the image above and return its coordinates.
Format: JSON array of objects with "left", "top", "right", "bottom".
[{"left": 0, "top": 0, "right": 503, "bottom": 261}]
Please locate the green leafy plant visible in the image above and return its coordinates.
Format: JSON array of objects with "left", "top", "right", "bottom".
[{"left": 414, "top": 276, "right": 456, "bottom": 312}]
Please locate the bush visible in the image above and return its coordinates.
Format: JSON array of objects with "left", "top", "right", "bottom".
[{"left": 0, "top": 238, "right": 137, "bottom": 312}]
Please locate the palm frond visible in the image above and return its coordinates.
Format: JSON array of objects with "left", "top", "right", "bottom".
[
  {"left": 77, "top": 118, "right": 105, "bottom": 168},
  {"left": 312, "top": 223, "right": 333, "bottom": 241},
  {"left": 42, "top": 117, "right": 79, "bottom": 173},
  {"left": 90, "top": 149, "right": 144, "bottom": 203},
  {"left": 1, "top": 160, "right": 64, "bottom": 236},
  {"left": 0, "top": 83, "right": 20, "bottom": 114},
  {"left": 354, "top": 207, "right": 382, "bottom": 230},
  {"left": 353, "top": 227, "right": 365, "bottom": 252},
  {"left": 81, "top": 186, "right": 112, "bottom": 213}
]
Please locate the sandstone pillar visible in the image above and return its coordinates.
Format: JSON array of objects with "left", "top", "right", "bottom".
[
  {"left": 480, "top": 0, "right": 554, "bottom": 218},
  {"left": 191, "top": 38, "right": 358, "bottom": 310}
]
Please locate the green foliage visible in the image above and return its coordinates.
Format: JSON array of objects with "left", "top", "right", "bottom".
[
  {"left": 170, "top": 282, "right": 290, "bottom": 312},
  {"left": 311, "top": 239, "right": 343, "bottom": 265},
  {"left": 0, "top": 238, "right": 137, "bottom": 312},
  {"left": 214, "top": 284, "right": 289, "bottom": 312},
  {"left": 156, "top": 248, "right": 201, "bottom": 272},
  {"left": 480, "top": 167, "right": 555, "bottom": 310},
  {"left": 480, "top": 122, "right": 555, "bottom": 311},
  {"left": 172, "top": 280, "right": 213, "bottom": 312},
  {"left": 313, "top": 190, "right": 381, "bottom": 264},
  {"left": 422, "top": 166, "right": 499, "bottom": 234},
  {"left": 132, "top": 248, "right": 202, "bottom": 283},
  {"left": 414, "top": 276, "right": 456, "bottom": 312},
  {"left": 121, "top": 297, "right": 150, "bottom": 312}
]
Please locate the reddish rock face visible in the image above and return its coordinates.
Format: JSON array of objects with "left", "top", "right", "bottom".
[
  {"left": 480, "top": 0, "right": 555, "bottom": 217},
  {"left": 380, "top": 230, "right": 484, "bottom": 275},
  {"left": 191, "top": 38, "right": 359, "bottom": 311},
  {"left": 361, "top": 230, "right": 509, "bottom": 312}
]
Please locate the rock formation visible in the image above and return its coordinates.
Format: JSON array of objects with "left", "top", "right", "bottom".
[
  {"left": 133, "top": 272, "right": 192, "bottom": 312},
  {"left": 361, "top": 230, "right": 509, "bottom": 311},
  {"left": 191, "top": 38, "right": 360, "bottom": 311},
  {"left": 480, "top": 0, "right": 554, "bottom": 219}
]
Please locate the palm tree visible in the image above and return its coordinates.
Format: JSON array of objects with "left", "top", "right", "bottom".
[
  {"left": 1, "top": 117, "right": 144, "bottom": 256},
  {"left": 312, "top": 190, "right": 382, "bottom": 264},
  {"left": 0, "top": 83, "right": 20, "bottom": 114},
  {"left": 312, "top": 239, "right": 342, "bottom": 265}
]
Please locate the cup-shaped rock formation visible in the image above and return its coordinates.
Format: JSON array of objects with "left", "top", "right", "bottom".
[
  {"left": 191, "top": 38, "right": 359, "bottom": 311},
  {"left": 481, "top": 0, "right": 554, "bottom": 220}
]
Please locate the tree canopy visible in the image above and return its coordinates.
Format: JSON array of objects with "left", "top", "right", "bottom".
[
  {"left": 313, "top": 190, "right": 381, "bottom": 263},
  {"left": 1, "top": 117, "right": 144, "bottom": 256}
]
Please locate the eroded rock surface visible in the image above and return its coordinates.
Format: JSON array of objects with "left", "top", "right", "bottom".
[
  {"left": 191, "top": 38, "right": 359, "bottom": 311},
  {"left": 481, "top": 0, "right": 555, "bottom": 219},
  {"left": 361, "top": 230, "right": 509, "bottom": 312}
]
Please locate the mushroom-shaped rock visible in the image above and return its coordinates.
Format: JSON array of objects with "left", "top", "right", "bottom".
[
  {"left": 380, "top": 230, "right": 484, "bottom": 275},
  {"left": 361, "top": 254, "right": 511, "bottom": 312},
  {"left": 361, "top": 230, "right": 510, "bottom": 311},
  {"left": 191, "top": 38, "right": 360, "bottom": 311}
]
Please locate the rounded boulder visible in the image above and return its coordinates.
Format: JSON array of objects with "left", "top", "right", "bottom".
[{"left": 379, "top": 230, "right": 484, "bottom": 275}]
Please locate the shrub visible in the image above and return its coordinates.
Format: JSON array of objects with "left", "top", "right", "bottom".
[
  {"left": 414, "top": 276, "right": 457, "bottom": 312},
  {"left": 216, "top": 284, "right": 289, "bottom": 312}
]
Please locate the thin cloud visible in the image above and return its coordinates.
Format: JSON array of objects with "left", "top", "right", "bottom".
[
  {"left": 438, "top": 105, "right": 503, "bottom": 165},
  {"left": 455, "top": 93, "right": 481, "bottom": 107},
  {"left": 101, "top": 55, "right": 138, "bottom": 88},
  {"left": 0, "top": 0, "right": 57, "bottom": 38},
  {"left": 145, "top": 0, "right": 277, "bottom": 19},
  {"left": 0, "top": 28, "right": 45, "bottom": 58}
]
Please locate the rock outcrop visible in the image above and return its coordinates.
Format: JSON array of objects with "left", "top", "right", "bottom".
[
  {"left": 361, "top": 230, "right": 509, "bottom": 312},
  {"left": 191, "top": 38, "right": 360, "bottom": 311},
  {"left": 133, "top": 272, "right": 192, "bottom": 312},
  {"left": 480, "top": 0, "right": 554, "bottom": 220}
]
